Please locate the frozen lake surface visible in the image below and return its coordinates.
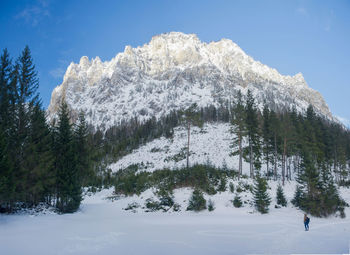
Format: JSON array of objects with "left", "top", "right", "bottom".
[{"left": 1, "top": 187, "right": 350, "bottom": 255}]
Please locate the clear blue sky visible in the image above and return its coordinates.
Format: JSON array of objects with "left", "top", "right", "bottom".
[{"left": 1, "top": 0, "right": 349, "bottom": 125}]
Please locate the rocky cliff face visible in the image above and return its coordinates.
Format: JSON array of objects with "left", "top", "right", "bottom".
[{"left": 47, "top": 32, "right": 333, "bottom": 131}]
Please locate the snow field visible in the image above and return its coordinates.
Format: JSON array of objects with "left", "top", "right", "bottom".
[
  {"left": 110, "top": 123, "right": 251, "bottom": 175},
  {"left": 1, "top": 181, "right": 350, "bottom": 255},
  {"left": 1, "top": 123, "right": 349, "bottom": 254}
]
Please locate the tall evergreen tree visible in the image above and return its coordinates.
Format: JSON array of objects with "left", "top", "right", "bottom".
[
  {"left": 280, "top": 112, "right": 296, "bottom": 185},
  {"left": 230, "top": 90, "right": 246, "bottom": 179},
  {"left": 245, "top": 90, "right": 261, "bottom": 178},
  {"left": 276, "top": 184, "right": 287, "bottom": 207},
  {"left": 13, "top": 46, "right": 40, "bottom": 202},
  {"left": 0, "top": 126, "right": 14, "bottom": 211},
  {"left": 74, "top": 112, "right": 92, "bottom": 186},
  {"left": 0, "top": 49, "right": 12, "bottom": 132},
  {"left": 269, "top": 110, "right": 280, "bottom": 181},
  {"left": 23, "top": 102, "right": 54, "bottom": 205},
  {"left": 54, "top": 102, "right": 82, "bottom": 213},
  {"left": 182, "top": 103, "right": 202, "bottom": 169},
  {"left": 262, "top": 104, "right": 272, "bottom": 177},
  {"left": 253, "top": 174, "right": 271, "bottom": 214}
]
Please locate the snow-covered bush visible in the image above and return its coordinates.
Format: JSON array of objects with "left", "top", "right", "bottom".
[{"left": 187, "top": 189, "right": 207, "bottom": 212}]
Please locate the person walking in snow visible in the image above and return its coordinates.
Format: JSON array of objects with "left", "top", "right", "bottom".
[{"left": 304, "top": 213, "right": 310, "bottom": 231}]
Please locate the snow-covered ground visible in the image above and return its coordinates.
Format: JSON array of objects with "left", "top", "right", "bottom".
[
  {"left": 1, "top": 125, "right": 349, "bottom": 254},
  {"left": 1, "top": 182, "right": 350, "bottom": 255},
  {"left": 110, "top": 123, "right": 251, "bottom": 175}
]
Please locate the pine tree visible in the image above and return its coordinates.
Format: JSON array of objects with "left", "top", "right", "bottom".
[
  {"left": 262, "top": 105, "right": 271, "bottom": 177},
  {"left": 276, "top": 184, "right": 287, "bottom": 207},
  {"left": 187, "top": 189, "right": 206, "bottom": 211},
  {"left": 253, "top": 174, "right": 271, "bottom": 213},
  {"left": 0, "top": 126, "right": 14, "bottom": 211},
  {"left": 245, "top": 90, "right": 261, "bottom": 178},
  {"left": 280, "top": 112, "right": 296, "bottom": 185},
  {"left": 182, "top": 103, "right": 202, "bottom": 169},
  {"left": 233, "top": 193, "right": 243, "bottom": 208},
  {"left": 291, "top": 185, "right": 304, "bottom": 208},
  {"left": 0, "top": 49, "right": 12, "bottom": 132},
  {"left": 230, "top": 90, "right": 246, "bottom": 179},
  {"left": 269, "top": 110, "right": 280, "bottom": 181},
  {"left": 293, "top": 112, "right": 347, "bottom": 217},
  {"left": 23, "top": 103, "right": 54, "bottom": 205},
  {"left": 319, "top": 165, "right": 347, "bottom": 217},
  {"left": 54, "top": 102, "right": 82, "bottom": 213},
  {"left": 208, "top": 199, "right": 215, "bottom": 211},
  {"left": 74, "top": 112, "right": 91, "bottom": 186},
  {"left": 13, "top": 46, "right": 40, "bottom": 203},
  {"left": 0, "top": 49, "right": 14, "bottom": 211}
]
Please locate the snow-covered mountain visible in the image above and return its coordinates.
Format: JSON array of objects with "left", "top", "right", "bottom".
[{"left": 47, "top": 32, "right": 333, "bottom": 131}]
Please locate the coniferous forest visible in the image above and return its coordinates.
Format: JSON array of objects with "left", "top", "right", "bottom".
[
  {"left": 1, "top": 47, "right": 350, "bottom": 217},
  {"left": 0, "top": 47, "right": 93, "bottom": 213}
]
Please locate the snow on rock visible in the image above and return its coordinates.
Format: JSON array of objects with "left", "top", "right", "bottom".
[{"left": 47, "top": 32, "right": 334, "bottom": 131}]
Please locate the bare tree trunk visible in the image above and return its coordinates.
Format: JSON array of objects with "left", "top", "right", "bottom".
[
  {"left": 238, "top": 133, "right": 242, "bottom": 179},
  {"left": 282, "top": 137, "right": 287, "bottom": 185},
  {"left": 334, "top": 149, "right": 338, "bottom": 183},
  {"left": 187, "top": 120, "right": 190, "bottom": 169},
  {"left": 293, "top": 155, "right": 298, "bottom": 177},
  {"left": 287, "top": 157, "right": 291, "bottom": 181},
  {"left": 250, "top": 138, "right": 254, "bottom": 179},
  {"left": 266, "top": 151, "right": 269, "bottom": 178},
  {"left": 274, "top": 134, "right": 277, "bottom": 181}
]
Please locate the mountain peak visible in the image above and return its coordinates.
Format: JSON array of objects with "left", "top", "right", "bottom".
[{"left": 48, "top": 32, "right": 334, "bottom": 131}]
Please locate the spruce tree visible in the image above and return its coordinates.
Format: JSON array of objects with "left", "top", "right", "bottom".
[
  {"left": 280, "top": 112, "right": 296, "bottom": 185},
  {"left": 208, "top": 199, "right": 215, "bottom": 211},
  {"left": 291, "top": 185, "right": 304, "bottom": 208},
  {"left": 269, "top": 110, "right": 280, "bottom": 181},
  {"left": 54, "top": 102, "right": 82, "bottom": 213},
  {"left": 230, "top": 90, "right": 246, "bottom": 179},
  {"left": 253, "top": 174, "right": 271, "bottom": 213},
  {"left": 233, "top": 193, "right": 243, "bottom": 208},
  {"left": 74, "top": 112, "right": 91, "bottom": 186},
  {"left": 0, "top": 49, "right": 12, "bottom": 132},
  {"left": 262, "top": 105, "right": 272, "bottom": 177},
  {"left": 276, "top": 184, "right": 287, "bottom": 207},
  {"left": 0, "top": 126, "right": 14, "bottom": 211},
  {"left": 182, "top": 103, "right": 202, "bottom": 169},
  {"left": 13, "top": 46, "right": 40, "bottom": 203},
  {"left": 23, "top": 103, "right": 54, "bottom": 205},
  {"left": 187, "top": 189, "right": 206, "bottom": 211},
  {"left": 245, "top": 90, "right": 261, "bottom": 178}
]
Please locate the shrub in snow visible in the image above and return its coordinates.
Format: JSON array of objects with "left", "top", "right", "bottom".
[
  {"left": 253, "top": 175, "right": 271, "bottom": 214},
  {"left": 276, "top": 184, "right": 287, "bottom": 207},
  {"left": 124, "top": 202, "right": 140, "bottom": 212},
  {"left": 233, "top": 194, "right": 243, "bottom": 208},
  {"left": 145, "top": 198, "right": 161, "bottom": 212},
  {"left": 173, "top": 203, "right": 181, "bottom": 212},
  {"left": 229, "top": 182, "right": 235, "bottom": 193},
  {"left": 217, "top": 176, "right": 227, "bottom": 192},
  {"left": 187, "top": 189, "right": 207, "bottom": 212},
  {"left": 236, "top": 186, "right": 243, "bottom": 193},
  {"left": 208, "top": 199, "right": 215, "bottom": 211},
  {"left": 157, "top": 188, "right": 175, "bottom": 209}
]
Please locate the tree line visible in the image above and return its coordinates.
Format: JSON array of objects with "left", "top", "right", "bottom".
[{"left": 0, "top": 47, "right": 92, "bottom": 213}]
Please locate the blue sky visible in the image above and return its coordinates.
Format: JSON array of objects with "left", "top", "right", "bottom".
[{"left": 1, "top": 0, "right": 349, "bottom": 126}]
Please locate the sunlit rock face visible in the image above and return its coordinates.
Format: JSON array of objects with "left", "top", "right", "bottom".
[{"left": 47, "top": 32, "right": 333, "bottom": 131}]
